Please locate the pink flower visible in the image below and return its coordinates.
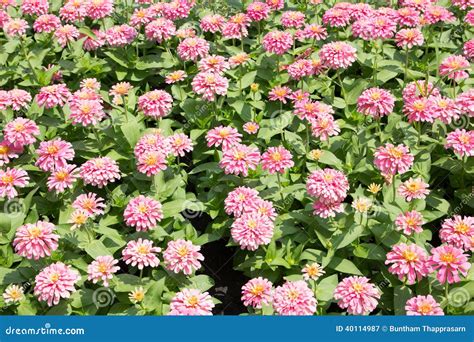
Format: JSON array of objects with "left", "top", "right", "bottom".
[
  {"left": 8, "top": 89, "right": 31, "bottom": 111},
  {"left": 109, "top": 82, "right": 132, "bottom": 105},
  {"left": 428, "top": 245, "right": 471, "bottom": 284},
  {"left": 231, "top": 211, "right": 274, "bottom": 250},
  {"left": 0, "top": 90, "right": 10, "bottom": 110},
  {"left": 301, "top": 24, "right": 327, "bottom": 41},
  {"left": 191, "top": 72, "right": 229, "bottom": 102},
  {"left": 0, "top": 167, "right": 29, "bottom": 199},
  {"left": 4, "top": 19, "right": 28, "bottom": 36},
  {"left": 424, "top": 5, "right": 455, "bottom": 24},
  {"left": 35, "top": 139, "right": 74, "bottom": 172},
  {"left": 457, "top": 89, "right": 474, "bottom": 116},
  {"left": 21, "top": 0, "right": 49, "bottom": 15},
  {"left": 82, "top": 29, "right": 106, "bottom": 51},
  {"left": 432, "top": 96, "right": 461, "bottom": 124},
  {"left": 87, "top": 255, "right": 120, "bottom": 287},
  {"left": 72, "top": 193, "right": 105, "bottom": 216},
  {"left": 302, "top": 262, "right": 325, "bottom": 281},
  {"left": 34, "top": 262, "right": 80, "bottom": 307},
  {"left": 439, "top": 216, "right": 474, "bottom": 251},
  {"left": 398, "top": 177, "right": 430, "bottom": 202},
  {"left": 130, "top": 8, "right": 153, "bottom": 27},
  {"left": 244, "top": 198, "right": 277, "bottom": 221},
  {"left": 405, "top": 295, "right": 444, "bottom": 316},
  {"left": 312, "top": 199, "right": 344, "bottom": 218},
  {"left": 403, "top": 80, "right": 439, "bottom": 103},
  {"left": 0, "top": 141, "right": 22, "bottom": 166},
  {"left": 206, "top": 126, "right": 242, "bottom": 150},
  {"left": 138, "top": 90, "right": 173, "bottom": 119},
  {"left": 464, "top": 39, "right": 474, "bottom": 60},
  {"left": 306, "top": 168, "right": 349, "bottom": 203},
  {"left": 85, "top": 0, "right": 113, "bottom": 19},
  {"left": 137, "top": 150, "right": 168, "bottom": 176},
  {"left": 374, "top": 143, "right": 414, "bottom": 176},
  {"left": 396, "top": 28, "right": 424, "bottom": 48},
  {"left": 439, "top": 55, "right": 470, "bottom": 81},
  {"left": 47, "top": 165, "right": 79, "bottom": 193},
  {"left": 294, "top": 100, "right": 333, "bottom": 121},
  {"left": 224, "top": 186, "right": 260, "bottom": 217},
  {"left": 273, "top": 280, "right": 317, "bottom": 315},
  {"left": 287, "top": 59, "right": 314, "bottom": 80},
  {"left": 395, "top": 211, "right": 424, "bottom": 235},
  {"left": 243, "top": 122, "right": 259, "bottom": 134},
  {"left": 169, "top": 289, "right": 214, "bottom": 316},
  {"left": 54, "top": 25, "right": 79, "bottom": 47},
  {"left": 261, "top": 146, "right": 294, "bottom": 174},
  {"left": 59, "top": 0, "right": 87, "bottom": 23},
  {"left": 333, "top": 276, "right": 380, "bottom": 315},
  {"left": 445, "top": 129, "right": 474, "bottom": 157},
  {"left": 262, "top": 30, "right": 293, "bottom": 55},
  {"left": 168, "top": 133, "right": 193, "bottom": 157},
  {"left": 36, "top": 84, "right": 71, "bottom": 108},
  {"left": 198, "top": 55, "right": 230, "bottom": 74},
  {"left": 122, "top": 238, "right": 161, "bottom": 270},
  {"left": 134, "top": 131, "right": 171, "bottom": 158},
  {"left": 268, "top": 86, "right": 292, "bottom": 103},
  {"left": 322, "top": 8, "right": 351, "bottom": 28},
  {"left": 357, "top": 88, "right": 395, "bottom": 118},
  {"left": 219, "top": 143, "right": 261, "bottom": 177},
  {"left": 281, "top": 11, "right": 305, "bottom": 28},
  {"left": 3, "top": 117, "right": 40, "bottom": 148},
  {"left": 105, "top": 25, "right": 137, "bottom": 47},
  {"left": 163, "top": 239, "right": 204, "bottom": 275},
  {"left": 246, "top": 1, "right": 270, "bottom": 22},
  {"left": 222, "top": 13, "right": 250, "bottom": 39},
  {"left": 241, "top": 277, "right": 273, "bottom": 309},
  {"left": 385, "top": 243, "right": 430, "bottom": 284},
  {"left": 124, "top": 195, "right": 163, "bottom": 232},
  {"left": 177, "top": 37, "right": 209, "bottom": 61},
  {"left": 145, "top": 18, "right": 176, "bottom": 43},
  {"left": 79, "top": 157, "right": 121, "bottom": 188},
  {"left": 266, "top": 0, "right": 283, "bottom": 10},
  {"left": 396, "top": 7, "right": 421, "bottom": 27},
  {"left": 13, "top": 221, "right": 59, "bottom": 260},
  {"left": 228, "top": 52, "right": 250, "bottom": 67},
  {"left": 200, "top": 14, "right": 225, "bottom": 33},
  {"left": 165, "top": 70, "right": 187, "bottom": 84},
  {"left": 310, "top": 113, "right": 340, "bottom": 141},
  {"left": 403, "top": 97, "right": 437, "bottom": 123},
  {"left": 467, "top": 10, "right": 474, "bottom": 25},
  {"left": 319, "top": 41, "right": 357, "bottom": 69}
]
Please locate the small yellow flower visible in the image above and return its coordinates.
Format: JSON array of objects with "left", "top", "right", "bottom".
[
  {"left": 309, "top": 149, "right": 323, "bottom": 161},
  {"left": 352, "top": 197, "right": 372, "bottom": 213},
  {"left": 129, "top": 286, "right": 145, "bottom": 304},
  {"left": 3, "top": 284, "right": 24, "bottom": 304},
  {"left": 250, "top": 83, "right": 259, "bottom": 92},
  {"left": 367, "top": 183, "right": 382, "bottom": 195}
]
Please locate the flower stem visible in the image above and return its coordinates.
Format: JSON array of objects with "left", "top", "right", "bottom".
[{"left": 276, "top": 172, "right": 285, "bottom": 203}]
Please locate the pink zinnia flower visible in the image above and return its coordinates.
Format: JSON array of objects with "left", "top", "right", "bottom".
[
  {"left": 200, "top": 14, "right": 225, "bottom": 33},
  {"left": 177, "top": 37, "right": 209, "bottom": 61},
  {"left": 243, "top": 122, "right": 259, "bottom": 134},
  {"left": 281, "top": 11, "right": 305, "bottom": 28},
  {"left": 403, "top": 97, "right": 437, "bottom": 123},
  {"left": 464, "top": 39, "right": 474, "bottom": 60},
  {"left": 439, "top": 55, "right": 470, "bottom": 81},
  {"left": 428, "top": 245, "right": 471, "bottom": 284},
  {"left": 319, "top": 41, "right": 357, "bottom": 69},
  {"left": 396, "top": 7, "right": 421, "bottom": 27},
  {"left": 403, "top": 80, "right": 439, "bottom": 103},
  {"left": 312, "top": 199, "right": 344, "bottom": 218},
  {"left": 191, "top": 72, "right": 229, "bottom": 102},
  {"left": 224, "top": 186, "right": 260, "bottom": 217},
  {"left": 3, "top": 117, "right": 40, "bottom": 148},
  {"left": 219, "top": 143, "right": 261, "bottom": 177},
  {"left": 322, "top": 8, "right": 351, "bottom": 28},
  {"left": 273, "top": 280, "right": 317, "bottom": 316},
  {"left": 87, "top": 255, "right": 120, "bottom": 287},
  {"left": 21, "top": 0, "right": 49, "bottom": 15},
  {"left": 241, "top": 277, "right": 273, "bottom": 309},
  {"left": 163, "top": 239, "right": 204, "bottom": 275},
  {"left": 423, "top": 5, "right": 455, "bottom": 24},
  {"left": 129, "top": 8, "right": 154, "bottom": 27},
  {"left": 138, "top": 90, "right": 173, "bottom": 119},
  {"left": 0, "top": 141, "right": 22, "bottom": 166},
  {"left": 47, "top": 165, "right": 79, "bottom": 193},
  {"left": 36, "top": 84, "right": 71, "bottom": 108},
  {"left": 439, "top": 216, "right": 474, "bottom": 251},
  {"left": 457, "top": 89, "right": 474, "bottom": 116},
  {"left": 82, "top": 29, "right": 106, "bottom": 51},
  {"left": 13, "top": 221, "right": 59, "bottom": 260},
  {"left": 124, "top": 195, "right": 163, "bottom": 232},
  {"left": 206, "top": 126, "right": 242, "bottom": 150},
  {"left": 261, "top": 146, "right": 294, "bottom": 174},
  {"left": 395, "top": 210, "right": 424, "bottom": 235},
  {"left": 301, "top": 24, "right": 327, "bottom": 41},
  {"left": 167, "top": 133, "right": 193, "bottom": 157},
  {"left": 169, "top": 288, "right": 214, "bottom": 316},
  {"left": 396, "top": 28, "right": 424, "bottom": 48},
  {"left": 374, "top": 143, "right": 414, "bottom": 176},
  {"left": 105, "top": 25, "right": 137, "bottom": 47},
  {"left": 137, "top": 150, "right": 168, "bottom": 176},
  {"left": 134, "top": 131, "right": 171, "bottom": 158},
  {"left": 8, "top": 89, "right": 31, "bottom": 111},
  {"left": 79, "top": 157, "right": 121, "bottom": 188},
  {"left": 333, "top": 276, "right": 380, "bottom": 315},
  {"left": 432, "top": 96, "right": 461, "bottom": 124},
  {"left": 198, "top": 55, "right": 230, "bottom": 74},
  {"left": 246, "top": 1, "right": 270, "bottom": 22},
  {"left": 262, "top": 30, "right": 293, "bottom": 55},
  {"left": 244, "top": 198, "right": 277, "bottom": 221},
  {"left": 122, "top": 238, "right": 161, "bottom": 270},
  {"left": 445, "top": 129, "right": 474, "bottom": 157},
  {"left": 385, "top": 243, "right": 430, "bottom": 284},
  {"left": 4, "top": 19, "right": 28, "bottom": 36},
  {"left": 72, "top": 193, "right": 105, "bottom": 216},
  {"left": 294, "top": 100, "right": 333, "bottom": 121},
  {"left": 357, "top": 88, "right": 395, "bottom": 118},
  {"left": 85, "top": 0, "right": 113, "bottom": 20},
  {"left": 287, "top": 59, "right": 314, "bottom": 80},
  {"left": 231, "top": 211, "right": 274, "bottom": 250},
  {"left": 222, "top": 13, "right": 250, "bottom": 39},
  {"left": 145, "top": 18, "right": 176, "bottom": 43},
  {"left": 54, "top": 25, "right": 79, "bottom": 47},
  {"left": 0, "top": 167, "right": 29, "bottom": 199},
  {"left": 268, "top": 86, "right": 292, "bottom": 103},
  {"left": 34, "top": 262, "right": 80, "bottom": 306},
  {"left": 266, "top": 0, "right": 283, "bottom": 10},
  {"left": 398, "top": 177, "right": 430, "bottom": 202},
  {"left": 310, "top": 113, "right": 340, "bottom": 141},
  {"left": 405, "top": 295, "right": 444, "bottom": 316},
  {"left": 306, "top": 168, "right": 349, "bottom": 203},
  {"left": 165, "top": 70, "right": 187, "bottom": 84},
  {"left": 35, "top": 138, "right": 74, "bottom": 172}
]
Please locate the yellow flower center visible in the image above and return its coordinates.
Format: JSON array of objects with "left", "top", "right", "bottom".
[
  {"left": 250, "top": 284, "right": 264, "bottom": 296},
  {"left": 352, "top": 283, "right": 364, "bottom": 292},
  {"left": 132, "top": 291, "right": 144, "bottom": 302},
  {"left": 407, "top": 182, "right": 421, "bottom": 192},
  {"left": 55, "top": 170, "right": 68, "bottom": 181},
  {"left": 145, "top": 154, "right": 158, "bottom": 166},
  {"left": 233, "top": 151, "right": 246, "bottom": 160},
  {"left": 0, "top": 145, "right": 9, "bottom": 154},
  {"left": 454, "top": 222, "right": 470, "bottom": 234},
  {"left": 1, "top": 175, "right": 14, "bottom": 184},
  {"left": 137, "top": 203, "right": 148, "bottom": 213},
  {"left": 247, "top": 219, "right": 257, "bottom": 229},
  {"left": 177, "top": 246, "right": 188, "bottom": 257},
  {"left": 14, "top": 123, "right": 25, "bottom": 132},
  {"left": 371, "top": 92, "right": 381, "bottom": 100},
  {"left": 50, "top": 273, "right": 60, "bottom": 283},
  {"left": 98, "top": 263, "right": 108, "bottom": 274},
  {"left": 413, "top": 101, "right": 425, "bottom": 111},
  {"left": 271, "top": 151, "right": 282, "bottom": 162},
  {"left": 47, "top": 145, "right": 59, "bottom": 154},
  {"left": 288, "top": 290, "right": 299, "bottom": 300},
  {"left": 402, "top": 250, "right": 418, "bottom": 262},
  {"left": 440, "top": 252, "right": 456, "bottom": 263},
  {"left": 28, "top": 226, "right": 42, "bottom": 238},
  {"left": 459, "top": 133, "right": 470, "bottom": 144},
  {"left": 323, "top": 173, "right": 334, "bottom": 182},
  {"left": 419, "top": 302, "right": 432, "bottom": 314},
  {"left": 137, "top": 245, "right": 150, "bottom": 255},
  {"left": 388, "top": 147, "right": 403, "bottom": 159}
]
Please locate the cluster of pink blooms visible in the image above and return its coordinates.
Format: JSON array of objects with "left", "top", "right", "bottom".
[{"left": 169, "top": 288, "right": 214, "bottom": 316}]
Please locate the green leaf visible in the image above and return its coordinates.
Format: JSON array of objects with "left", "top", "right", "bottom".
[
  {"left": 353, "top": 243, "right": 386, "bottom": 261},
  {"left": 84, "top": 240, "right": 111, "bottom": 259},
  {"left": 394, "top": 285, "right": 412, "bottom": 315}
]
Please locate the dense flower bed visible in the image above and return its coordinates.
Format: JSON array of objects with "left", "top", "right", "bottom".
[{"left": 0, "top": 0, "right": 473, "bottom": 316}]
